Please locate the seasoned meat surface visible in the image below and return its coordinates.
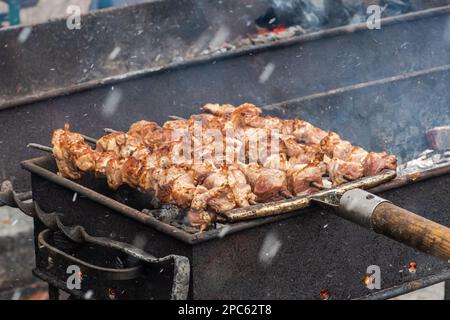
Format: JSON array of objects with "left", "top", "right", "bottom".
[{"left": 52, "top": 103, "right": 397, "bottom": 231}]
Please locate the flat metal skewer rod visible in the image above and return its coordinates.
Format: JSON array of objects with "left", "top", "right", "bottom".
[
  {"left": 81, "top": 134, "right": 98, "bottom": 144},
  {"left": 311, "top": 182, "right": 328, "bottom": 190},
  {"left": 27, "top": 143, "right": 52, "bottom": 153},
  {"left": 104, "top": 128, "right": 118, "bottom": 133},
  {"left": 168, "top": 115, "right": 186, "bottom": 120},
  {"left": 27, "top": 130, "right": 112, "bottom": 154}
]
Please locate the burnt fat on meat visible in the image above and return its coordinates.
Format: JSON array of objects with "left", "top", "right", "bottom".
[{"left": 52, "top": 103, "right": 397, "bottom": 231}]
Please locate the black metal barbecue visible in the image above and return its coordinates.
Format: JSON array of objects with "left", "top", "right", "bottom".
[{"left": 1, "top": 0, "right": 450, "bottom": 300}]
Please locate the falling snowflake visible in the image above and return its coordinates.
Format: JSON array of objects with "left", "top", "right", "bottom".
[
  {"left": 102, "top": 88, "right": 123, "bottom": 117},
  {"left": 83, "top": 290, "right": 94, "bottom": 300},
  {"left": 218, "top": 225, "right": 231, "bottom": 238},
  {"left": 258, "top": 232, "right": 282, "bottom": 266},
  {"left": 17, "top": 27, "right": 32, "bottom": 44},
  {"left": 108, "top": 47, "right": 121, "bottom": 61},
  {"left": 258, "top": 63, "right": 275, "bottom": 84}
]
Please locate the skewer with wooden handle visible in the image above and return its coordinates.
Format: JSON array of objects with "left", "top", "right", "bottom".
[
  {"left": 337, "top": 189, "right": 450, "bottom": 261},
  {"left": 27, "top": 142, "right": 450, "bottom": 260}
]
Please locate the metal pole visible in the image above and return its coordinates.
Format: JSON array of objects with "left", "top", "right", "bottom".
[
  {"left": 445, "top": 281, "right": 450, "bottom": 300},
  {"left": 48, "top": 284, "right": 59, "bottom": 300}
]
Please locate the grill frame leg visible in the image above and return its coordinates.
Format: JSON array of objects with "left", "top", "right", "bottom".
[
  {"left": 48, "top": 284, "right": 59, "bottom": 300},
  {"left": 445, "top": 281, "right": 450, "bottom": 300}
]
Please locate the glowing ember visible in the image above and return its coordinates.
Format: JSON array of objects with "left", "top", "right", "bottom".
[
  {"left": 257, "top": 26, "right": 289, "bottom": 36},
  {"left": 364, "top": 274, "right": 375, "bottom": 287},
  {"left": 27, "top": 291, "right": 49, "bottom": 300},
  {"left": 272, "top": 27, "right": 288, "bottom": 34},
  {"left": 107, "top": 288, "right": 116, "bottom": 300},
  {"left": 409, "top": 262, "right": 417, "bottom": 273},
  {"left": 319, "top": 289, "right": 330, "bottom": 300}
]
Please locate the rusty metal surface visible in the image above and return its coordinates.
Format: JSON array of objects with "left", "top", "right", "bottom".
[
  {"left": 3, "top": 0, "right": 450, "bottom": 300},
  {"left": 191, "top": 172, "right": 450, "bottom": 299},
  {"left": 357, "top": 268, "right": 450, "bottom": 299},
  {"left": 21, "top": 152, "right": 450, "bottom": 241},
  {"left": 38, "top": 229, "right": 143, "bottom": 280},
  {"left": 2, "top": 3, "right": 450, "bottom": 110},
  {"left": 35, "top": 228, "right": 176, "bottom": 299},
  {"left": 0, "top": 0, "right": 270, "bottom": 108},
  {"left": 22, "top": 148, "right": 450, "bottom": 299},
  {"left": 22, "top": 155, "right": 196, "bottom": 243},
  {"left": 38, "top": 224, "right": 190, "bottom": 299}
]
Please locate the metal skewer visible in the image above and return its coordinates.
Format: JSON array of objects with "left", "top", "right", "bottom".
[
  {"left": 311, "top": 182, "right": 328, "bottom": 190},
  {"left": 104, "top": 128, "right": 118, "bottom": 133},
  {"left": 168, "top": 115, "right": 186, "bottom": 120},
  {"left": 28, "top": 132, "right": 100, "bottom": 153},
  {"left": 81, "top": 134, "right": 98, "bottom": 144},
  {"left": 27, "top": 143, "right": 53, "bottom": 153},
  {"left": 28, "top": 131, "right": 101, "bottom": 153}
]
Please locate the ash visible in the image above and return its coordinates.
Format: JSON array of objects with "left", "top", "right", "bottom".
[
  {"left": 397, "top": 149, "right": 450, "bottom": 176},
  {"left": 184, "top": 0, "right": 414, "bottom": 60},
  {"left": 142, "top": 205, "right": 199, "bottom": 234},
  {"left": 188, "top": 25, "right": 307, "bottom": 59}
]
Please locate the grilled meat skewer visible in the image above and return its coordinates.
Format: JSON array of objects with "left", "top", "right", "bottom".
[{"left": 51, "top": 103, "right": 397, "bottom": 230}]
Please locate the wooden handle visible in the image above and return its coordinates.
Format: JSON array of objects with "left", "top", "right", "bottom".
[{"left": 372, "top": 202, "right": 450, "bottom": 261}]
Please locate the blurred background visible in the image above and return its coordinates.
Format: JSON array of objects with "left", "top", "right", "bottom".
[
  {"left": 0, "top": 0, "right": 158, "bottom": 27},
  {"left": 1, "top": 0, "right": 450, "bottom": 28}
]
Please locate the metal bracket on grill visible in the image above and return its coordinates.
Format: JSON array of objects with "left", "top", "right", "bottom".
[
  {"left": 0, "top": 180, "right": 34, "bottom": 217},
  {"left": 34, "top": 203, "right": 59, "bottom": 230},
  {"left": 38, "top": 229, "right": 143, "bottom": 282},
  {"left": 0, "top": 180, "right": 63, "bottom": 230},
  {"left": 55, "top": 216, "right": 190, "bottom": 300},
  {"left": 1, "top": 178, "right": 191, "bottom": 299},
  {"left": 28, "top": 199, "right": 191, "bottom": 299}
]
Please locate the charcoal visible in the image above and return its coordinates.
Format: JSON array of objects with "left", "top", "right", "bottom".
[
  {"left": 142, "top": 204, "right": 185, "bottom": 223},
  {"left": 169, "top": 221, "right": 201, "bottom": 234}
]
